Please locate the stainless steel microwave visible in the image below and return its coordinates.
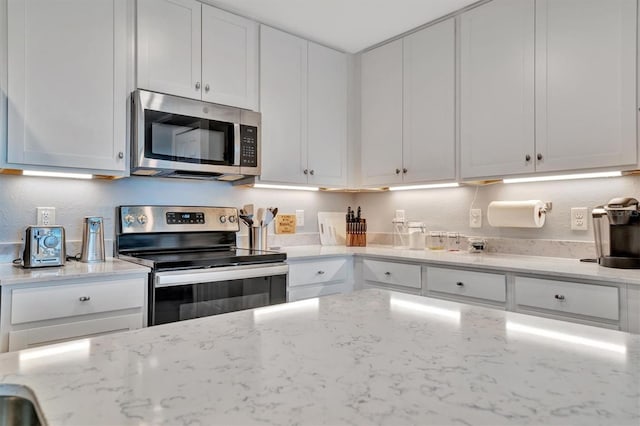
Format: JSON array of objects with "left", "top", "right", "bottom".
[{"left": 131, "top": 89, "right": 260, "bottom": 181}]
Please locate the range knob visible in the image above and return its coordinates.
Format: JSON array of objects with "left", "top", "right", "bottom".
[
  {"left": 124, "top": 214, "right": 135, "bottom": 226},
  {"left": 219, "top": 215, "right": 227, "bottom": 223},
  {"left": 43, "top": 235, "right": 59, "bottom": 248},
  {"left": 137, "top": 214, "right": 148, "bottom": 225},
  {"left": 228, "top": 215, "right": 237, "bottom": 223}
]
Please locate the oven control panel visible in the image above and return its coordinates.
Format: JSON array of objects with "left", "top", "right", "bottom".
[{"left": 118, "top": 206, "right": 239, "bottom": 233}]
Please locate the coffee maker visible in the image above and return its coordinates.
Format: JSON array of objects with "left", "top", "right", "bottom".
[{"left": 592, "top": 197, "right": 640, "bottom": 268}]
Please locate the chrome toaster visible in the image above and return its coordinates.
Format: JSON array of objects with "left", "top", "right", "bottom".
[{"left": 22, "top": 226, "right": 66, "bottom": 268}]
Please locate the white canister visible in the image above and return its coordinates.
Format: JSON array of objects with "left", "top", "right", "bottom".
[{"left": 408, "top": 222, "right": 425, "bottom": 250}]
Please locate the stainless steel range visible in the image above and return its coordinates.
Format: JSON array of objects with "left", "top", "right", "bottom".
[{"left": 116, "top": 206, "right": 287, "bottom": 326}]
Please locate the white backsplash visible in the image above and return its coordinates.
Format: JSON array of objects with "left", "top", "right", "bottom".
[{"left": 1, "top": 173, "right": 638, "bottom": 263}]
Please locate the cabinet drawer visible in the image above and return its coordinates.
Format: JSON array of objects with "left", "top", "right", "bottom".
[
  {"left": 363, "top": 259, "right": 421, "bottom": 289},
  {"left": 427, "top": 267, "right": 506, "bottom": 302},
  {"left": 515, "top": 277, "right": 619, "bottom": 321},
  {"left": 289, "top": 281, "right": 352, "bottom": 302},
  {"left": 8, "top": 314, "right": 143, "bottom": 352},
  {"left": 288, "top": 258, "right": 348, "bottom": 287},
  {"left": 11, "top": 278, "right": 145, "bottom": 325}
]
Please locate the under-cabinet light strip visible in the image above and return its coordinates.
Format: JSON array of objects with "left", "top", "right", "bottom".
[
  {"left": 22, "top": 170, "right": 93, "bottom": 180},
  {"left": 253, "top": 183, "right": 320, "bottom": 191},
  {"left": 389, "top": 182, "right": 459, "bottom": 191},
  {"left": 503, "top": 171, "right": 622, "bottom": 184}
]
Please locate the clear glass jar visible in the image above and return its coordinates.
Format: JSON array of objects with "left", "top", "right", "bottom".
[
  {"left": 408, "top": 222, "right": 425, "bottom": 250},
  {"left": 427, "top": 231, "right": 446, "bottom": 250},
  {"left": 446, "top": 232, "right": 462, "bottom": 251}
]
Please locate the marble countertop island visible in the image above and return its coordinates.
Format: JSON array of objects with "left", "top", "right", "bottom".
[{"left": 0, "top": 289, "right": 638, "bottom": 425}]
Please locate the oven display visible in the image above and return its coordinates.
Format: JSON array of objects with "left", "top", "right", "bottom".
[{"left": 166, "top": 212, "right": 205, "bottom": 224}]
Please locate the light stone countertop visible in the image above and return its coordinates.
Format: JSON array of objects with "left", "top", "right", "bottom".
[
  {"left": 0, "top": 258, "right": 150, "bottom": 286},
  {"left": 0, "top": 289, "right": 638, "bottom": 425},
  {"left": 281, "top": 245, "right": 640, "bottom": 285}
]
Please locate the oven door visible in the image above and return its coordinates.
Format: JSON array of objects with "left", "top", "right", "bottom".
[{"left": 151, "top": 263, "right": 288, "bottom": 326}]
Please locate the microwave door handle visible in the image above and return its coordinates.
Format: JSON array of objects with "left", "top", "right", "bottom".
[{"left": 234, "top": 123, "right": 241, "bottom": 166}]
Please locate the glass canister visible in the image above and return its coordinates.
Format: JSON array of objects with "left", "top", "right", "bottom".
[
  {"left": 446, "top": 232, "right": 463, "bottom": 251},
  {"left": 427, "top": 231, "right": 446, "bottom": 250},
  {"left": 408, "top": 222, "right": 425, "bottom": 250}
]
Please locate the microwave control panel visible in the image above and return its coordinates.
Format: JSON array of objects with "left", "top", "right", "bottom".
[{"left": 239, "top": 125, "right": 258, "bottom": 167}]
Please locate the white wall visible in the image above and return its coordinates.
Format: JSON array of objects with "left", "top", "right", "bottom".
[
  {"left": 353, "top": 175, "right": 640, "bottom": 241},
  {"left": 0, "top": 174, "right": 355, "bottom": 244},
  {"left": 2, "top": 174, "right": 639, "bottom": 248}
]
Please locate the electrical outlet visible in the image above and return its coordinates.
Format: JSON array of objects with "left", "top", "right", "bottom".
[
  {"left": 37, "top": 207, "right": 56, "bottom": 226},
  {"left": 295, "top": 209, "right": 304, "bottom": 227},
  {"left": 469, "top": 208, "right": 482, "bottom": 228},
  {"left": 571, "top": 207, "right": 588, "bottom": 231}
]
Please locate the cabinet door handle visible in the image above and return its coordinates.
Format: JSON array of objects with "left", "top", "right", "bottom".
[
  {"left": 118, "top": 151, "right": 124, "bottom": 159},
  {"left": 303, "top": 169, "right": 309, "bottom": 175},
  {"left": 384, "top": 271, "right": 391, "bottom": 276},
  {"left": 525, "top": 154, "right": 531, "bottom": 162},
  {"left": 205, "top": 84, "right": 210, "bottom": 92},
  {"left": 395, "top": 169, "right": 401, "bottom": 175},
  {"left": 456, "top": 282, "right": 464, "bottom": 287},
  {"left": 195, "top": 82, "right": 201, "bottom": 90},
  {"left": 554, "top": 294, "right": 565, "bottom": 301},
  {"left": 310, "top": 170, "right": 314, "bottom": 176},
  {"left": 402, "top": 168, "right": 408, "bottom": 174},
  {"left": 317, "top": 270, "right": 325, "bottom": 275},
  {"left": 79, "top": 296, "right": 91, "bottom": 302},
  {"left": 537, "top": 153, "right": 543, "bottom": 161}
]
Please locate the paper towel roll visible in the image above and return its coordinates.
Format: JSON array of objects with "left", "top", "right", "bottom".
[{"left": 487, "top": 200, "right": 546, "bottom": 228}]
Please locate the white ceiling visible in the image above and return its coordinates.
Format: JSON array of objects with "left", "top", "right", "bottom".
[{"left": 202, "top": 0, "right": 480, "bottom": 53}]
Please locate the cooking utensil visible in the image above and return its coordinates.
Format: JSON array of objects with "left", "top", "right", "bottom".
[{"left": 256, "top": 208, "right": 265, "bottom": 227}]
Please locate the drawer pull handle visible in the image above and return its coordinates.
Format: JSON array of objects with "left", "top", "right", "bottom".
[
  {"left": 317, "top": 270, "right": 325, "bottom": 275},
  {"left": 456, "top": 282, "right": 464, "bottom": 287},
  {"left": 384, "top": 272, "right": 391, "bottom": 276},
  {"left": 554, "top": 294, "right": 565, "bottom": 301},
  {"left": 79, "top": 296, "right": 91, "bottom": 302}
]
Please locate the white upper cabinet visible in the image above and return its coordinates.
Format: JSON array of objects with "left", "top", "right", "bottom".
[
  {"left": 361, "top": 19, "right": 456, "bottom": 187},
  {"left": 361, "top": 39, "right": 403, "bottom": 186},
  {"left": 7, "top": 0, "right": 128, "bottom": 173},
  {"left": 307, "top": 42, "right": 348, "bottom": 187},
  {"left": 260, "top": 26, "right": 348, "bottom": 187},
  {"left": 260, "top": 26, "right": 308, "bottom": 184},
  {"left": 201, "top": 6, "right": 258, "bottom": 110},
  {"left": 403, "top": 19, "right": 456, "bottom": 184},
  {"left": 460, "top": 0, "right": 535, "bottom": 179},
  {"left": 137, "top": 0, "right": 258, "bottom": 110},
  {"left": 137, "top": 0, "right": 202, "bottom": 100},
  {"left": 535, "top": 0, "right": 637, "bottom": 173}
]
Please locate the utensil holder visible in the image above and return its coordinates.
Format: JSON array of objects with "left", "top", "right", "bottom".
[{"left": 249, "top": 226, "right": 268, "bottom": 251}]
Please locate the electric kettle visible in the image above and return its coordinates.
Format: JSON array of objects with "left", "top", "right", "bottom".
[{"left": 80, "top": 217, "right": 105, "bottom": 263}]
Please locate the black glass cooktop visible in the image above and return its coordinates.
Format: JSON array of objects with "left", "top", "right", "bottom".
[{"left": 129, "top": 248, "right": 286, "bottom": 271}]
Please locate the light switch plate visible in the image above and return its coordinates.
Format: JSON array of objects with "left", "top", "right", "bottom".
[
  {"left": 571, "top": 207, "right": 588, "bottom": 231},
  {"left": 295, "top": 210, "right": 304, "bottom": 227},
  {"left": 469, "top": 208, "right": 482, "bottom": 228}
]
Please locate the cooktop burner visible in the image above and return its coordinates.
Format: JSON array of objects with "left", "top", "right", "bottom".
[{"left": 128, "top": 248, "right": 286, "bottom": 271}]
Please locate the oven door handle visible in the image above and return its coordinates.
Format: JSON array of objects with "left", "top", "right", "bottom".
[{"left": 155, "top": 264, "right": 289, "bottom": 287}]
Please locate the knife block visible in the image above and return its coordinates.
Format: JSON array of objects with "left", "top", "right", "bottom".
[{"left": 346, "top": 218, "right": 367, "bottom": 247}]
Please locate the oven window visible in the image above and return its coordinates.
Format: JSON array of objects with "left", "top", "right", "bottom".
[
  {"left": 144, "top": 109, "right": 234, "bottom": 165},
  {"left": 152, "top": 274, "right": 286, "bottom": 326}
]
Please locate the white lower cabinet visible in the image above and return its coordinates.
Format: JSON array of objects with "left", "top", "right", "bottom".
[
  {"left": 1, "top": 275, "right": 147, "bottom": 352},
  {"left": 288, "top": 257, "right": 353, "bottom": 302},
  {"left": 425, "top": 266, "right": 506, "bottom": 307},
  {"left": 515, "top": 276, "right": 619, "bottom": 323},
  {"left": 362, "top": 259, "right": 421, "bottom": 294}
]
